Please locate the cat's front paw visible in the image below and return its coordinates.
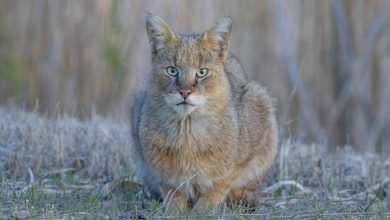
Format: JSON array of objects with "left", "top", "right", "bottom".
[{"left": 193, "top": 197, "right": 222, "bottom": 214}]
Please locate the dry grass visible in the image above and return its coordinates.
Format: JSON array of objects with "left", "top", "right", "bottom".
[{"left": 0, "top": 107, "right": 389, "bottom": 219}]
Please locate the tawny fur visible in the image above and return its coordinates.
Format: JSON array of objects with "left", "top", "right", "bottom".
[{"left": 130, "top": 15, "right": 278, "bottom": 211}]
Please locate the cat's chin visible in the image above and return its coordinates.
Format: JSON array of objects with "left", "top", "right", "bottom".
[
  {"left": 164, "top": 93, "right": 207, "bottom": 116},
  {"left": 172, "top": 103, "right": 197, "bottom": 116}
]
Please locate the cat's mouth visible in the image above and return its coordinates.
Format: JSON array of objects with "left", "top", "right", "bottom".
[{"left": 176, "top": 101, "right": 195, "bottom": 106}]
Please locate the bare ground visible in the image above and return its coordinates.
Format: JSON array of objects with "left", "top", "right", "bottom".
[{"left": 0, "top": 107, "right": 389, "bottom": 219}]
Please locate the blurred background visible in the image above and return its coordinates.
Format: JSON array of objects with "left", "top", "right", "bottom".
[{"left": 0, "top": 0, "right": 389, "bottom": 149}]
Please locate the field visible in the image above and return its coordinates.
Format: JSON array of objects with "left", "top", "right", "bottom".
[
  {"left": 1, "top": 1, "right": 389, "bottom": 219},
  {"left": 0, "top": 107, "right": 389, "bottom": 219}
]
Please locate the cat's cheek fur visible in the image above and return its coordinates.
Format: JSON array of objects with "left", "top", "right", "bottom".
[
  {"left": 154, "top": 75, "right": 174, "bottom": 92},
  {"left": 186, "top": 95, "right": 207, "bottom": 107}
]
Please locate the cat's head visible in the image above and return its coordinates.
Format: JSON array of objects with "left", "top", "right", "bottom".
[{"left": 146, "top": 15, "right": 232, "bottom": 116}]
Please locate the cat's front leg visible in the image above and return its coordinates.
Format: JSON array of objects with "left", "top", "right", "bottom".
[
  {"left": 194, "top": 180, "right": 233, "bottom": 212},
  {"left": 160, "top": 183, "right": 190, "bottom": 213}
]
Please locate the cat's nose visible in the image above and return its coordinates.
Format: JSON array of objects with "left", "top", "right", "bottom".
[{"left": 178, "top": 89, "right": 192, "bottom": 99}]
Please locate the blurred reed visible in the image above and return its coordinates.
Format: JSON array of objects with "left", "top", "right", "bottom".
[{"left": 0, "top": 0, "right": 389, "bottom": 148}]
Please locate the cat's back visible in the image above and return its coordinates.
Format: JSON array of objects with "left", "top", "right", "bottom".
[
  {"left": 224, "top": 54, "right": 248, "bottom": 95},
  {"left": 224, "top": 53, "right": 277, "bottom": 156}
]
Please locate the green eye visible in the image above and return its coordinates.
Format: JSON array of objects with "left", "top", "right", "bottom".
[
  {"left": 197, "top": 68, "right": 209, "bottom": 78},
  {"left": 166, "top": 66, "right": 178, "bottom": 76}
]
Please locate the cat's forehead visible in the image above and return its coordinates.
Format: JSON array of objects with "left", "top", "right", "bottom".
[
  {"left": 176, "top": 33, "right": 201, "bottom": 46},
  {"left": 171, "top": 33, "right": 214, "bottom": 66}
]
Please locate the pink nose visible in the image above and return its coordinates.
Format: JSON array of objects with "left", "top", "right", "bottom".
[{"left": 179, "top": 89, "right": 192, "bottom": 98}]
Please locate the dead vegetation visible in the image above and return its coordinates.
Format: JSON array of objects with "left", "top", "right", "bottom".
[{"left": 0, "top": 108, "right": 389, "bottom": 218}]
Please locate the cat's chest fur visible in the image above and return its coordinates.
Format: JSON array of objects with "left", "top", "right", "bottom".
[{"left": 140, "top": 110, "right": 238, "bottom": 184}]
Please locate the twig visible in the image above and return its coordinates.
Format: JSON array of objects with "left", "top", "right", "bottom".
[
  {"left": 27, "top": 167, "right": 34, "bottom": 185},
  {"left": 21, "top": 168, "right": 35, "bottom": 192},
  {"left": 43, "top": 168, "right": 76, "bottom": 177},
  {"left": 261, "top": 180, "right": 313, "bottom": 195},
  {"left": 35, "top": 188, "right": 73, "bottom": 194},
  {"left": 350, "top": 178, "right": 390, "bottom": 199},
  {"left": 329, "top": 178, "right": 390, "bottom": 201}
]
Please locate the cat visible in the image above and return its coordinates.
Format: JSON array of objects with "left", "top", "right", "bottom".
[{"left": 130, "top": 14, "right": 278, "bottom": 212}]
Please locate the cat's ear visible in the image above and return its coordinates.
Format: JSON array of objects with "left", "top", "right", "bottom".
[
  {"left": 202, "top": 17, "right": 232, "bottom": 61},
  {"left": 146, "top": 15, "right": 176, "bottom": 58}
]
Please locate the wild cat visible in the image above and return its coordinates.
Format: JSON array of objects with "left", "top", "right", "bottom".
[{"left": 130, "top": 15, "right": 277, "bottom": 211}]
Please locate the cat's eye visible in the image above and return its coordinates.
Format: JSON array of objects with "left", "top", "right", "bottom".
[
  {"left": 166, "top": 66, "right": 178, "bottom": 76},
  {"left": 197, "top": 68, "right": 209, "bottom": 78}
]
